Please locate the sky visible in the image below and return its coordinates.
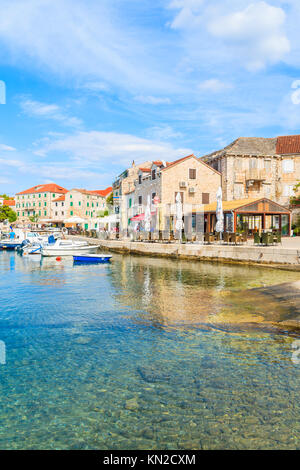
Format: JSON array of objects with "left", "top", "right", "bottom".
[{"left": 1, "top": 0, "right": 300, "bottom": 195}]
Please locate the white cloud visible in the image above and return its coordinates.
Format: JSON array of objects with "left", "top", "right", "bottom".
[
  {"left": 134, "top": 95, "right": 171, "bottom": 105},
  {"left": 0, "top": 0, "right": 176, "bottom": 94},
  {"left": 20, "top": 98, "right": 82, "bottom": 127},
  {"left": 208, "top": 2, "right": 290, "bottom": 70},
  {"left": 33, "top": 130, "right": 193, "bottom": 167},
  {"left": 198, "top": 79, "right": 232, "bottom": 93},
  {"left": 168, "top": 0, "right": 204, "bottom": 29},
  {"left": 0, "top": 144, "right": 16, "bottom": 151},
  {"left": 146, "top": 125, "right": 183, "bottom": 141}
]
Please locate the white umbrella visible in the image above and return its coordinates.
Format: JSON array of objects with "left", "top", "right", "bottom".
[
  {"left": 175, "top": 192, "right": 183, "bottom": 242},
  {"left": 144, "top": 195, "right": 151, "bottom": 232},
  {"left": 215, "top": 186, "right": 224, "bottom": 236},
  {"left": 64, "top": 216, "right": 87, "bottom": 224}
]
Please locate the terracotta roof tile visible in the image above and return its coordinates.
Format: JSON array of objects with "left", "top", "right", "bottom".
[
  {"left": 3, "top": 199, "right": 15, "bottom": 206},
  {"left": 53, "top": 195, "right": 65, "bottom": 202},
  {"left": 276, "top": 135, "right": 300, "bottom": 154},
  {"left": 16, "top": 183, "right": 68, "bottom": 196}
]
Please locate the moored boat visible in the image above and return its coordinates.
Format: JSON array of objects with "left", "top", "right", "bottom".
[
  {"left": 41, "top": 239, "right": 97, "bottom": 257},
  {"left": 73, "top": 254, "right": 112, "bottom": 264}
]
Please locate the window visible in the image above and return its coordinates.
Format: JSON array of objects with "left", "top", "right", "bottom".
[
  {"left": 139, "top": 174, "right": 142, "bottom": 184},
  {"left": 55, "top": 212, "right": 58, "bottom": 216},
  {"left": 175, "top": 192, "right": 184, "bottom": 203},
  {"left": 249, "top": 158, "right": 257, "bottom": 169},
  {"left": 39, "top": 194, "right": 41, "bottom": 198},
  {"left": 44, "top": 193, "right": 47, "bottom": 197},
  {"left": 62, "top": 211, "right": 64, "bottom": 216},
  {"left": 235, "top": 158, "right": 243, "bottom": 170},
  {"left": 152, "top": 192, "right": 156, "bottom": 202},
  {"left": 55, "top": 202, "right": 58, "bottom": 207},
  {"left": 152, "top": 169, "right": 156, "bottom": 180},
  {"left": 44, "top": 211, "right": 47, "bottom": 216},
  {"left": 202, "top": 193, "right": 210, "bottom": 204},
  {"left": 52, "top": 194, "right": 55, "bottom": 197},
  {"left": 70, "top": 202, "right": 73, "bottom": 207},
  {"left": 189, "top": 168, "right": 196, "bottom": 179},
  {"left": 129, "top": 198, "right": 132, "bottom": 208},
  {"left": 79, "top": 201, "right": 81, "bottom": 206},
  {"left": 264, "top": 184, "right": 271, "bottom": 196},
  {"left": 234, "top": 184, "right": 243, "bottom": 199},
  {"left": 282, "top": 159, "right": 294, "bottom": 173},
  {"left": 138, "top": 196, "right": 142, "bottom": 206},
  {"left": 62, "top": 202, "right": 64, "bottom": 207},
  {"left": 283, "top": 184, "right": 294, "bottom": 197},
  {"left": 70, "top": 211, "right": 73, "bottom": 216},
  {"left": 264, "top": 159, "right": 271, "bottom": 172},
  {"left": 44, "top": 202, "right": 47, "bottom": 207}
]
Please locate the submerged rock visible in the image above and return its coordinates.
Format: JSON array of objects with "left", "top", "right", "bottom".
[
  {"left": 125, "top": 398, "right": 139, "bottom": 411},
  {"left": 137, "top": 365, "right": 171, "bottom": 383}
]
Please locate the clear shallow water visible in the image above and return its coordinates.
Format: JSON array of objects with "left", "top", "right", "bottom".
[{"left": 0, "top": 251, "right": 300, "bottom": 450}]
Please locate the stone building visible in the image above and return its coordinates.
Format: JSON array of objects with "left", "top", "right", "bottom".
[
  {"left": 112, "top": 161, "right": 152, "bottom": 232},
  {"left": 130, "top": 155, "right": 221, "bottom": 238},
  {"left": 15, "top": 183, "right": 68, "bottom": 224},
  {"left": 203, "top": 135, "right": 300, "bottom": 210}
]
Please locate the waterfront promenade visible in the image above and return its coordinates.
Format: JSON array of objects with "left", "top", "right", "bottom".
[{"left": 70, "top": 235, "right": 300, "bottom": 268}]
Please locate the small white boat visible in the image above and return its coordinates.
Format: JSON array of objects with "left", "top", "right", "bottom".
[{"left": 41, "top": 239, "right": 98, "bottom": 257}]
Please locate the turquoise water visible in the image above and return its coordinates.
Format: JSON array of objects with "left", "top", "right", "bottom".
[{"left": 0, "top": 251, "right": 300, "bottom": 450}]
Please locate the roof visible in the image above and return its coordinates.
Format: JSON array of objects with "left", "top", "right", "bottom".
[
  {"left": 203, "top": 197, "right": 291, "bottom": 213},
  {"left": 53, "top": 195, "right": 65, "bottom": 202},
  {"left": 16, "top": 183, "right": 68, "bottom": 196},
  {"left": 139, "top": 168, "right": 151, "bottom": 173},
  {"left": 162, "top": 154, "right": 195, "bottom": 170},
  {"left": 160, "top": 154, "right": 221, "bottom": 175},
  {"left": 71, "top": 187, "right": 112, "bottom": 197},
  {"left": 3, "top": 199, "right": 15, "bottom": 206},
  {"left": 203, "top": 137, "right": 277, "bottom": 160},
  {"left": 276, "top": 135, "right": 300, "bottom": 154},
  {"left": 91, "top": 187, "right": 112, "bottom": 197}
]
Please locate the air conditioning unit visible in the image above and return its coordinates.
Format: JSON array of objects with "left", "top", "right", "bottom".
[
  {"left": 189, "top": 187, "right": 195, "bottom": 194},
  {"left": 179, "top": 181, "right": 187, "bottom": 188}
]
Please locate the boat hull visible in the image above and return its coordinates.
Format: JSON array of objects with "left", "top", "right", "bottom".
[
  {"left": 41, "top": 245, "right": 98, "bottom": 257},
  {"left": 73, "top": 254, "right": 112, "bottom": 264},
  {"left": 0, "top": 242, "right": 22, "bottom": 250}
]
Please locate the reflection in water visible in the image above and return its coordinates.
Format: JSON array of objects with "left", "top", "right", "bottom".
[
  {"left": 110, "top": 255, "right": 300, "bottom": 331},
  {"left": 0, "top": 251, "right": 300, "bottom": 450}
]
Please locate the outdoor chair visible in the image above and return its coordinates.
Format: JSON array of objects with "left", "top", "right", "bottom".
[
  {"left": 261, "top": 232, "right": 273, "bottom": 246},
  {"left": 204, "top": 233, "right": 212, "bottom": 244},
  {"left": 254, "top": 232, "right": 261, "bottom": 245},
  {"left": 231, "top": 233, "right": 242, "bottom": 245},
  {"left": 240, "top": 232, "right": 247, "bottom": 243},
  {"left": 223, "top": 232, "right": 231, "bottom": 244},
  {"left": 272, "top": 231, "right": 282, "bottom": 245}
]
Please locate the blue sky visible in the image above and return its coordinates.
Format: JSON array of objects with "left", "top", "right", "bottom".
[{"left": 1, "top": 0, "right": 300, "bottom": 195}]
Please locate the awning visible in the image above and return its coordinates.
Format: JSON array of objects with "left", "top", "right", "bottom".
[{"left": 131, "top": 211, "right": 156, "bottom": 222}]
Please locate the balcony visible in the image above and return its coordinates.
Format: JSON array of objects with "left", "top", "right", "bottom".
[{"left": 245, "top": 169, "right": 267, "bottom": 182}]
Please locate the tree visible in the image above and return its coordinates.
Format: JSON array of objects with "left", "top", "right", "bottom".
[
  {"left": 29, "top": 214, "right": 39, "bottom": 224},
  {"left": 0, "top": 205, "right": 17, "bottom": 223},
  {"left": 290, "top": 181, "right": 300, "bottom": 206},
  {"left": 0, "top": 194, "right": 10, "bottom": 200},
  {"left": 106, "top": 192, "right": 113, "bottom": 206}
]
